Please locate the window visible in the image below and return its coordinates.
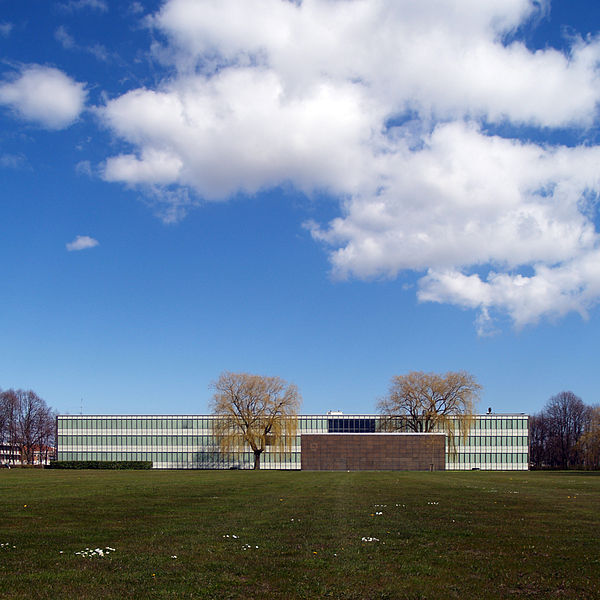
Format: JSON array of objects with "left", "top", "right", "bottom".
[{"left": 327, "top": 418, "right": 376, "bottom": 433}]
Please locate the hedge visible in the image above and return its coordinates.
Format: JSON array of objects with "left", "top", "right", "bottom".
[{"left": 47, "top": 461, "right": 152, "bottom": 470}]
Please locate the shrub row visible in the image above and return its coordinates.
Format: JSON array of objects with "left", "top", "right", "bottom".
[{"left": 48, "top": 461, "right": 152, "bottom": 470}]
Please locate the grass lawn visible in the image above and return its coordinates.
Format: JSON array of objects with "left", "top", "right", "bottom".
[{"left": 0, "top": 469, "right": 599, "bottom": 599}]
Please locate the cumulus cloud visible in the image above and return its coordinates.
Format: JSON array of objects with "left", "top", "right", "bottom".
[
  {"left": 313, "top": 123, "right": 600, "bottom": 273},
  {"left": 0, "top": 65, "right": 87, "bottom": 129},
  {"left": 418, "top": 249, "right": 600, "bottom": 329},
  {"left": 97, "top": 0, "right": 600, "bottom": 331},
  {"left": 101, "top": 71, "right": 375, "bottom": 199},
  {"left": 66, "top": 235, "right": 99, "bottom": 251}
]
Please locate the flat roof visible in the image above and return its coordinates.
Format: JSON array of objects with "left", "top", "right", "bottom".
[
  {"left": 58, "top": 413, "right": 528, "bottom": 418},
  {"left": 302, "top": 432, "right": 447, "bottom": 436}
]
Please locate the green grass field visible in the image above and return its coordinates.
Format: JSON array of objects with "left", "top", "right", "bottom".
[{"left": 1, "top": 470, "right": 599, "bottom": 599}]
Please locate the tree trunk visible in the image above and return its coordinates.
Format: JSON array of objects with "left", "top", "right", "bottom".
[{"left": 253, "top": 450, "right": 262, "bottom": 470}]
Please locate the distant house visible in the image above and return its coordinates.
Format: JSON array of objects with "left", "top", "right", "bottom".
[
  {"left": 0, "top": 443, "right": 20, "bottom": 465},
  {"left": 1, "top": 443, "right": 55, "bottom": 466}
]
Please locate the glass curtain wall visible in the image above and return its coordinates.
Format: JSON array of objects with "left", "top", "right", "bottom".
[{"left": 57, "top": 414, "right": 529, "bottom": 470}]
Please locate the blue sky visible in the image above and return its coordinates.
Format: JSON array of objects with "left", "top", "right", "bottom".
[{"left": 1, "top": 0, "right": 600, "bottom": 416}]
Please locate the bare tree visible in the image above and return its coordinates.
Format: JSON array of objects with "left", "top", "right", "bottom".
[
  {"left": 530, "top": 392, "right": 592, "bottom": 469},
  {"left": 0, "top": 387, "right": 6, "bottom": 443},
  {"left": 529, "top": 412, "right": 551, "bottom": 469},
  {"left": 31, "top": 402, "right": 56, "bottom": 464},
  {"left": 14, "top": 390, "right": 45, "bottom": 464},
  {"left": 377, "top": 371, "right": 480, "bottom": 449},
  {"left": 544, "top": 391, "right": 588, "bottom": 468},
  {"left": 0, "top": 389, "right": 19, "bottom": 462},
  {"left": 0, "top": 389, "right": 56, "bottom": 465},
  {"left": 211, "top": 372, "right": 301, "bottom": 470}
]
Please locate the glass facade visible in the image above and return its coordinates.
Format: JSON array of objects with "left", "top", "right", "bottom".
[{"left": 56, "top": 413, "right": 529, "bottom": 470}]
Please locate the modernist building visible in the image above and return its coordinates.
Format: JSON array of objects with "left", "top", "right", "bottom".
[{"left": 56, "top": 413, "right": 529, "bottom": 470}]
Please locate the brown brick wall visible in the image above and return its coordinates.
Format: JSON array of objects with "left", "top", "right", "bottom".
[{"left": 300, "top": 434, "right": 446, "bottom": 471}]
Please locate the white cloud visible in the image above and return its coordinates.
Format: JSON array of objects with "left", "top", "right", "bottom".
[
  {"left": 88, "top": 44, "right": 110, "bottom": 62},
  {"left": 0, "top": 22, "right": 13, "bottom": 37},
  {"left": 100, "top": 70, "right": 375, "bottom": 199},
  {"left": 55, "top": 26, "right": 76, "bottom": 49},
  {"left": 312, "top": 122, "right": 600, "bottom": 276},
  {"left": 58, "top": 0, "right": 108, "bottom": 12},
  {"left": 419, "top": 250, "right": 600, "bottom": 329},
  {"left": 96, "top": 0, "right": 600, "bottom": 330},
  {"left": 54, "top": 26, "right": 111, "bottom": 62},
  {"left": 66, "top": 236, "right": 99, "bottom": 251},
  {"left": 0, "top": 153, "right": 28, "bottom": 169},
  {"left": 75, "top": 160, "right": 92, "bottom": 176},
  {"left": 142, "top": 186, "right": 200, "bottom": 224},
  {"left": 129, "top": 2, "right": 144, "bottom": 15},
  {"left": 148, "top": 0, "right": 597, "bottom": 127},
  {"left": 0, "top": 65, "right": 87, "bottom": 129}
]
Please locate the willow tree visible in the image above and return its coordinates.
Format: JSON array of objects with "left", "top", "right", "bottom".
[
  {"left": 377, "top": 371, "right": 480, "bottom": 451},
  {"left": 210, "top": 372, "right": 301, "bottom": 470},
  {"left": 577, "top": 406, "right": 600, "bottom": 470}
]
